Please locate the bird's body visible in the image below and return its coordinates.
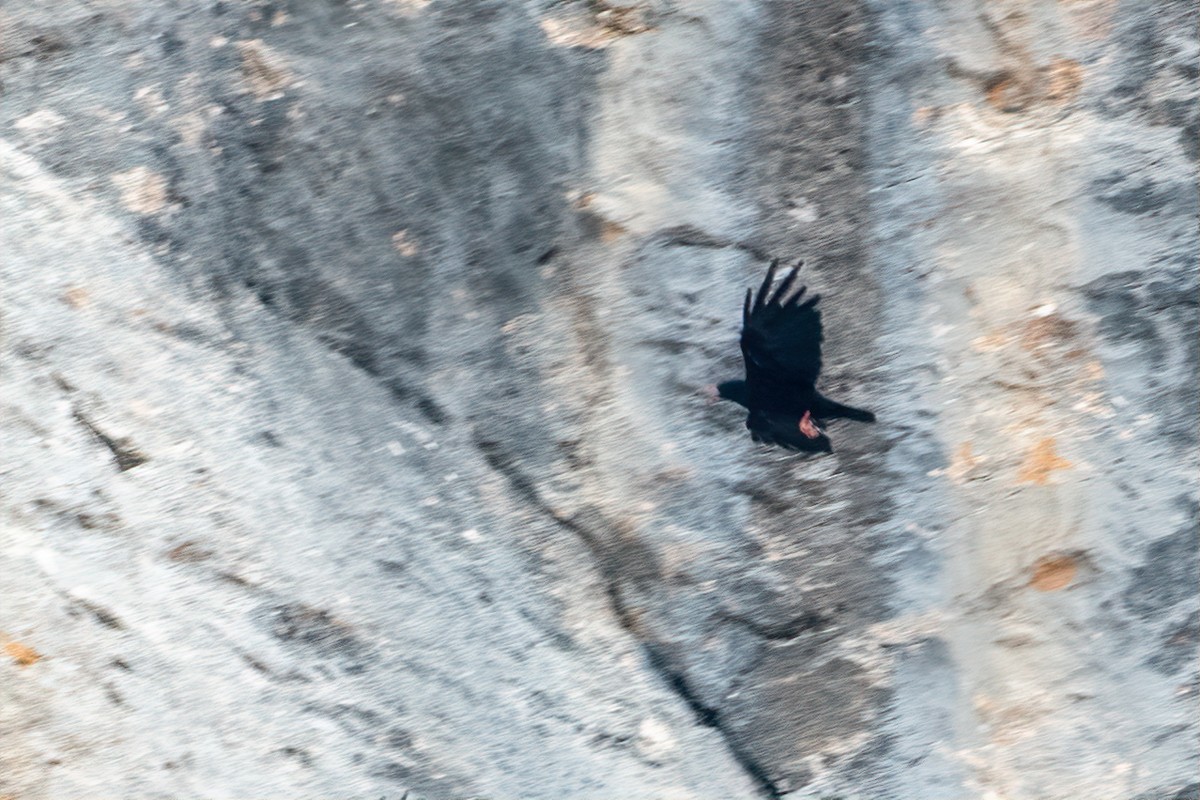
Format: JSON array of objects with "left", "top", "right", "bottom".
[{"left": 713, "top": 259, "right": 874, "bottom": 453}]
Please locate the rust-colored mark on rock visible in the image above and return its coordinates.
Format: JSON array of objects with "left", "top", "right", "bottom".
[
  {"left": 975, "top": 693, "right": 1052, "bottom": 746},
  {"left": 911, "top": 105, "right": 942, "bottom": 128},
  {"left": 1018, "top": 437, "right": 1073, "bottom": 485},
  {"left": 4, "top": 640, "right": 42, "bottom": 667},
  {"left": 594, "top": 4, "right": 654, "bottom": 36},
  {"left": 237, "top": 39, "right": 292, "bottom": 100},
  {"left": 1045, "top": 58, "right": 1084, "bottom": 104},
  {"left": 166, "top": 541, "right": 214, "bottom": 564},
  {"left": 542, "top": 2, "right": 653, "bottom": 47},
  {"left": 1020, "top": 312, "right": 1078, "bottom": 355},
  {"left": 540, "top": 16, "right": 611, "bottom": 49},
  {"left": 983, "top": 58, "right": 1083, "bottom": 113},
  {"left": 1029, "top": 554, "right": 1077, "bottom": 591},
  {"left": 947, "top": 441, "right": 981, "bottom": 484},
  {"left": 1061, "top": 0, "right": 1117, "bottom": 42},
  {"left": 601, "top": 219, "right": 627, "bottom": 243},
  {"left": 63, "top": 286, "right": 91, "bottom": 308},
  {"left": 972, "top": 330, "right": 1010, "bottom": 353},
  {"left": 985, "top": 72, "right": 1032, "bottom": 113}
]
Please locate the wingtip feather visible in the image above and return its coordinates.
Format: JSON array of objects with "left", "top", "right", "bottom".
[
  {"left": 768, "top": 266, "right": 802, "bottom": 307},
  {"left": 754, "top": 259, "right": 780, "bottom": 312}
]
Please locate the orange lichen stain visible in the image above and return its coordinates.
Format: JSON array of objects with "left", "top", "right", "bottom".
[
  {"left": 1061, "top": 0, "right": 1118, "bottom": 42},
  {"left": 595, "top": 4, "right": 653, "bottom": 36},
  {"left": 1045, "top": 57, "right": 1084, "bottom": 104},
  {"left": 983, "top": 58, "right": 1082, "bottom": 113},
  {"left": 971, "top": 331, "right": 1010, "bottom": 353},
  {"left": 1029, "top": 554, "right": 1077, "bottom": 591},
  {"left": 985, "top": 73, "right": 1033, "bottom": 113},
  {"left": 4, "top": 640, "right": 42, "bottom": 667},
  {"left": 62, "top": 286, "right": 91, "bottom": 308},
  {"left": 911, "top": 106, "right": 941, "bottom": 127},
  {"left": 974, "top": 694, "right": 1049, "bottom": 746},
  {"left": 1018, "top": 437, "right": 1073, "bottom": 485},
  {"left": 946, "top": 441, "right": 981, "bottom": 484},
  {"left": 237, "top": 39, "right": 292, "bottom": 99},
  {"left": 1064, "top": 347, "right": 1089, "bottom": 361},
  {"left": 600, "top": 219, "right": 626, "bottom": 243},
  {"left": 1020, "top": 312, "right": 1078, "bottom": 354},
  {"left": 165, "top": 541, "right": 213, "bottom": 564}
]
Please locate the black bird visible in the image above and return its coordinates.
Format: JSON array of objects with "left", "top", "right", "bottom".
[{"left": 709, "top": 259, "right": 874, "bottom": 453}]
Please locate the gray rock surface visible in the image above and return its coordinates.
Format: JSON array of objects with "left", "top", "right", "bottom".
[{"left": 1, "top": 1, "right": 1195, "bottom": 798}]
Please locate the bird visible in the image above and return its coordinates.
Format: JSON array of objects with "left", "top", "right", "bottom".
[{"left": 708, "top": 258, "right": 874, "bottom": 453}]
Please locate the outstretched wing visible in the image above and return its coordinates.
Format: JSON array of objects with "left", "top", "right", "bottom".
[{"left": 740, "top": 259, "right": 823, "bottom": 394}]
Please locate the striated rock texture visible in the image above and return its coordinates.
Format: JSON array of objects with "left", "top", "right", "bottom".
[{"left": 1, "top": 1, "right": 1195, "bottom": 798}]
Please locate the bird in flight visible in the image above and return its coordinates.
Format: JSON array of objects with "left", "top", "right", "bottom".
[{"left": 709, "top": 259, "right": 874, "bottom": 453}]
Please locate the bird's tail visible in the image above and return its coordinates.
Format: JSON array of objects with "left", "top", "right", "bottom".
[{"left": 814, "top": 395, "right": 876, "bottom": 423}]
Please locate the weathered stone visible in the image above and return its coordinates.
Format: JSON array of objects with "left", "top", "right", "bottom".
[{"left": 1, "top": 1, "right": 1195, "bottom": 797}]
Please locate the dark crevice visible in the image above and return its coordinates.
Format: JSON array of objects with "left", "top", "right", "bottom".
[
  {"left": 57, "top": 591, "right": 126, "bottom": 630},
  {"left": 651, "top": 224, "right": 772, "bottom": 262},
  {"left": 411, "top": 394, "right": 450, "bottom": 427},
  {"left": 718, "top": 609, "right": 831, "bottom": 642},
  {"left": 53, "top": 374, "right": 149, "bottom": 472},
  {"left": 71, "top": 408, "right": 149, "bottom": 472},
  {"left": 338, "top": 351, "right": 451, "bottom": 427},
  {"left": 471, "top": 433, "right": 784, "bottom": 800},
  {"left": 641, "top": 645, "right": 784, "bottom": 800},
  {"left": 239, "top": 280, "right": 450, "bottom": 426}
]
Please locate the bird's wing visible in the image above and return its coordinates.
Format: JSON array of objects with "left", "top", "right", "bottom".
[
  {"left": 740, "top": 259, "right": 823, "bottom": 392},
  {"left": 746, "top": 410, "right": 832, "bottom": 453}
]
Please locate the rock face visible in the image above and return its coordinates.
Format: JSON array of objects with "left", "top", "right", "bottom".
[{"left": 1, "top": 1, "right": 1196, "bottom": 798}]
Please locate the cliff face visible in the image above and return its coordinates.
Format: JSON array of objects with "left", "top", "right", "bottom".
[{"left": 2, "top": 2, "right": 1195, "bottom": 798}]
